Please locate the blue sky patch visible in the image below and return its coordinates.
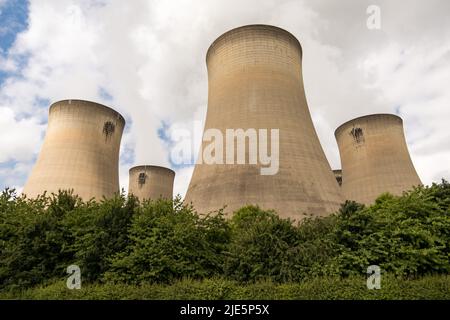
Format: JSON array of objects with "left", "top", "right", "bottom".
[
  {"left": 98, "top": 86, "right": 113, "bottom": 101},
  {"left": 0, "top": 0, "right": 29, "bottom": 85},
  {"left": 0, "top": 0, "right": 28, "bottom": 51}
]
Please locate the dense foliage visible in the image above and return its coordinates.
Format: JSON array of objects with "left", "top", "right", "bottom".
[
  {"left": 0, "top": 181, "right": 449, "bottom": 294},
  {"left": 103, "top": 199, "right": 230, "bottom": 283},
  {"left": 1, "top": 275, "right": 449, "bottom": 300}
]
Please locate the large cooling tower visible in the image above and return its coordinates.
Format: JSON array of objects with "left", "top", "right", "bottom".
[
  {"left": 23, "top": 99, "right": 125, "bottom": 200},
  {"left": 335, "top": 114, "right": 421, "bottom": 204},
  {"left": 128, "top": 165, "right": 175, "bottom": 200},
  {"left": 185, "top": 25, "right": 343, "bottom": 220}
]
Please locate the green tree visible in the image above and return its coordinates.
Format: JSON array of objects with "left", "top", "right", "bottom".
[
  {"left": 0, "top": 190, "right": 79, "bottom": 290},
  {"left": 224, "top": 206, "right": 299, "bottom": 282},
  {"left": 65, "top": 193, "right": 139, "bottom": 282},
  {"left": 329, "top": 186, "right": 450, "bottom": 276},
  {"left": 104, "top": 198, "right": 230, "bottom": 284}
]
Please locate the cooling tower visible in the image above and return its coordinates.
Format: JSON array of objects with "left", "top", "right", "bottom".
[
  {"left": 23, "top": 99, "right": 125, "bottom": 200},
  {"left": 128, "top": 165, "right": 175, "bottom": 201},
  {"left": 185, "top": 25, "right": 343, "bottom": 220},
  {"left": 335, "top": 114, "right": 421, "bottom": 204}
]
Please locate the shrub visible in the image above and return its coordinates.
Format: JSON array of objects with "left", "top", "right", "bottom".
[
  {"left": 104, "top": 199, "right": 230, "bottom": 283},
  {"left": 224, "top": 206, "right": 299, "bottom": 282},
  {"left": 0, "top": 190, "right": 79, "bottom": 290},
  {"left": 0, "top": 180, "right": 449, "bottom": 294},
  {"left": 328, "top": 185, "right": 450, "bottom": 277},
  {"left": 2, "top": 275, "right": 449, "bottom": 300},
  {"left": 64, "top": 194, "right": 139, "bottom": 282}
]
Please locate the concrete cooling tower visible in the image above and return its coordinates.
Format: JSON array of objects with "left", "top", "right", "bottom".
[
  {"left": 335, "top": 114, "right": 421, "bottom": 204},
  {"left": 185, "top": 25, "right": 343, "bottom": 220},
  {"left": 23, "top": 99, "right": 125, "bottom": 200},
  {"left": 128, "top": 165, "right": 175, "bottom": 201}
]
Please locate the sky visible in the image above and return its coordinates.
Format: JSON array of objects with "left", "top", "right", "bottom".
[{"left": 0, "top": 0, "right": 449, "bottom": 197}]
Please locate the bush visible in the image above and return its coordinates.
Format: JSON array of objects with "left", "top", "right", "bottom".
[
  {"left": 328, "top": 185, "right": 450, "bottom": 277},
  {"left": 1, "top": 275, "right": 449, "bottom": 300},
  {"left": 64, "top": 194, "right": 139, "bottom": 282},
  {"left": 0, "top": 190, "right": 79, "bottom": 290},
  {"left": 0, "top": 180, "right": 449, "bottom": 295},
  {"left": 103, "top": 199, "right": 230, "bottom": 283},
  {"left": 224, "top": 206, "right": 299, "bottom": 282}
]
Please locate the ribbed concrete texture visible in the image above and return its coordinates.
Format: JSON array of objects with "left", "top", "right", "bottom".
[
  {"left": 333, "top": 169, "right": 343, "bottom": 186},
  {"left": 128, "top": 165, "right": 175, "bottom": 201},
  {"left": 335, "top": 114, "right": 422, "bottom": 204},
  {"left": 185, "top": 25, "right": 343, "bottom": 220},
  {"left": 23, "top": 99, "right": 125, "bottom": 200}
]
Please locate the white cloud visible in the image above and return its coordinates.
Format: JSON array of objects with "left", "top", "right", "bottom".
[
  {"left": 174, "top": 166, "right": 195, "bottom": 199},
  {"left": 0, "top": 0, "right": 449, "bottom": 195},
  {"left": 0, "top": 107, "right": 43, "bottom": 162},
  {"left": 0, "top": 160, "right": 31, "bottom": 193}
]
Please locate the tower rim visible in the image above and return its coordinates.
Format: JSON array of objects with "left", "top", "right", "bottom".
[
  {"left": 206, "top": 24, "right": 303, "bottom": 63},
  {"left": 49, "top": 99, "right": 126, "bottom": 125},
  {"left": 129, "top": 165, "right": 176, "bottom": 175},
  {"left": 334, "top": 113, "right": 403, "bottom": 137}
]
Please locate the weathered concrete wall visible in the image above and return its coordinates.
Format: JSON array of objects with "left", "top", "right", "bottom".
[
  {"left": 185, "top": 25, "right": 343, "bottom": 220},
  {"left": 23, "top": 99, "right": 125, "bottom": 200},
  {"left": 335, "top": 114, "right": 421, "bottom": 204},
  {"left": 128, "top": 165, "right": 175, "bottom": 201}
]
